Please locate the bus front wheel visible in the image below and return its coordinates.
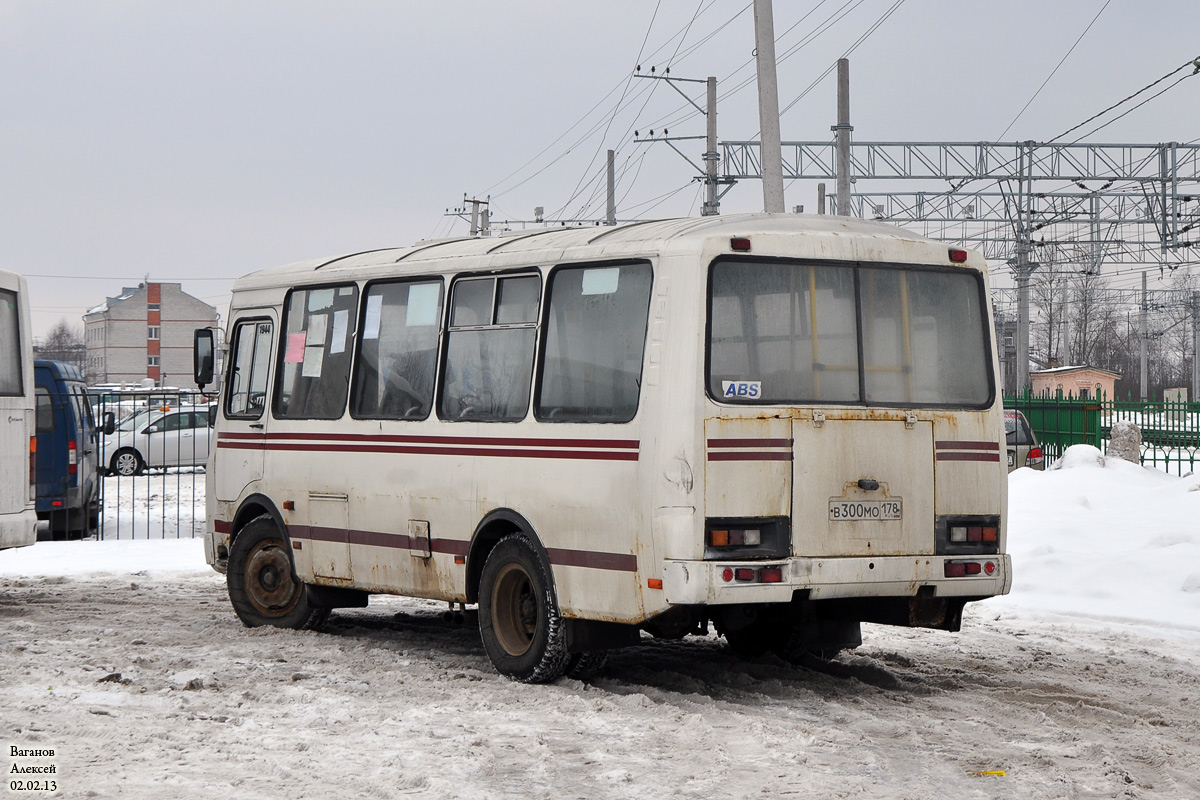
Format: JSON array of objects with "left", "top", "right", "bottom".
[
  {"left": 478, "top": 533, "right": 571, "bottom": 683},
  {"left": 227, "top": 516, "right": 328, "bottom": 631}
]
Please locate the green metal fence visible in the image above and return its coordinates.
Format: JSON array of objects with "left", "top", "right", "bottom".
[{"left": 1005, "top": 393, "right": 1200, "bottom": 476}]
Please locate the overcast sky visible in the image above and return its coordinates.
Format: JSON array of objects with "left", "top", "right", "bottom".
[{"left": 3, "top": 1, "right": 1197, "bottom": 340}]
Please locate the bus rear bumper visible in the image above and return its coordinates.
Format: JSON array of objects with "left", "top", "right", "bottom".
[
  {"left": 0, "top": 510, "right": 38, "bottom": 550},
  {"left": 661, "top": 554, "right": 1012, "bottom": 606}
]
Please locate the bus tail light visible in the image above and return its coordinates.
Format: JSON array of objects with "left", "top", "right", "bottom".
[
  {"left": 758, "top": 567, "right": 783, "bottom": 583},
  {"left": 29, "top": 435, "right": 37, "bottom": 499},
  {"left": 949, "top": 525, "right": 998, "bottom": 544},
  {"left": 949, "top": 248, "right": 969, "bottom": 263},
  {"left": 709, "top": 528, "right": 761, "bottom": 548},
  {"left": 730, "top": 237, "right": 752, "bottom": 252},
  {"left": 722, "top": 566, "right": 786, "bottom": 583},
  {"left": 945, "top": 560, "right": 996, "bottom": 578},
  {"left": 705, "top": 518, "right": 790, "bottom": 560},
  {"left": 68, "top": 439, "right": 78, "bottom": 475}
]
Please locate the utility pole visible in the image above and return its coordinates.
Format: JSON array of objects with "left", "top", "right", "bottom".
[
  {"left": 606, "top": 149, "right": 616, "bottom": 225},
  {"left": 704, "top": 77, "right": 719, "bottom": 216},
  {"left": 817, "top": 183, "right": 826, "bottom": 215},
  {"left": 1141, "top": 272, "right": 1149, "bottom": 400},
  {"left": 1012, "top": 142, "right": 1038, "bottom": 396},
  {"left": 1015, "top": 262, "right": 1032, "bottom": 395},
  {"left": 752, "top": 0, "right": 785, "bottom": 212},
  {"left": 455, "top": 195, "right": 490, "bottom": 237},
  {"left": 1192, "top": 291, "right": 1200, "bottom": 401},
  {"left": 833, "top": 58, "right": 852, "bottom": 216},
  {"left": 633, "top": 71, "right": 732, "bottom": 215}
]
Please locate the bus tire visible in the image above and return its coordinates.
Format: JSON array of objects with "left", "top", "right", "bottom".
[
  {"left": 478, "top": 533, "right": 570, "bottom": 683},
  {"left": 565, "top": 651, "right": 608, "bottom": 681},
  {"left": 227, "top": 515, "right": 328, "bottom": 631}
]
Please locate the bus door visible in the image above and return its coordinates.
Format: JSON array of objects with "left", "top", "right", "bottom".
[{"left": 217, "top": 314, "right": 276, "bottom": 502}]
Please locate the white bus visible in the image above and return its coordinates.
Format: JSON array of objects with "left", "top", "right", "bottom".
[
  {"left": 0, "top": 268, "right": 37, "bottom": 550},
  {"left": 197, "top": 213, "right": 1010, "bottom": 682}
]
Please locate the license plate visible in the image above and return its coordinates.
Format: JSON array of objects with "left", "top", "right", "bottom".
[{"left": 828, "top": 499, "right": 903, "bottom": 521}]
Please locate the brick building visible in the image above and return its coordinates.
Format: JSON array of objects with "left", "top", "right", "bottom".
[
  {"left": 1030, "top": 365, "right": 1120, "bottom": 400},
  {"left": 84, "top": 282, "right": 218, "bottom": 388}
]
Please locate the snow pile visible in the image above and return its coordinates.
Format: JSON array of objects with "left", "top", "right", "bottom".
[{"left": 996, "top": 444, "right": 1200, "bottom": 627}]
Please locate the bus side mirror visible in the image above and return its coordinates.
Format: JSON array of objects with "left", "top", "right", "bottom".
[
  {"left": 194, "top": 328, "right": 215, "bottom": 390},
  {"left": 103, "top": 411, "right": 115, "bottom": 436}
]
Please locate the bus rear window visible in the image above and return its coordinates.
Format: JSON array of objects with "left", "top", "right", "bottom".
[
  {"left": 0, "top": 289, "right": 21, "bottom": 396},
  {"left": 708, "top": 259, "right": 991, "bottom": 407}
]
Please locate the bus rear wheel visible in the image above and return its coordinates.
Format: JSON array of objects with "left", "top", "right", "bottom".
[
  {"left": 227, "top": 516, "right": 328, "bottom": 630},
  {"left": 478, "top": 533, "right": 570, "bottom": 683}
]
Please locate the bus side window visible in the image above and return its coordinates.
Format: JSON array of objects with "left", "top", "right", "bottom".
[
  {"left": 275, "top": 285, "right": 359, "bottom": 420},
  {"left": 440, "top": 274, "right": 540, "bottom": 422},
  {"left": 226, "top": 320, "right": 273, "bottom": 419},
  {"left": 536, "top": 262, "right": 652, "bottom": 423},
  {"left": 351, "top": 279, "right": 444, "bottom": 420},
  {"left": 0, "top": 288, "right": 21, "bottom": 396}
]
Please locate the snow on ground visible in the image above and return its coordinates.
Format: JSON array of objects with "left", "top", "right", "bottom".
[
  {"left": 2, "top": 446, "right": 1199, "bottom": 798},
  {"left": 94, "top": 470, "right": 206, "bottom": 540}
]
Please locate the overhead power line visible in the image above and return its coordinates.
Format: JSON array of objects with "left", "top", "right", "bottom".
[
  {"left": 997, "top": 0, "right": 1113, "bottom": 140},
  {"left": 1053, "top": 54, "right": 1200, "bottom": 143}
]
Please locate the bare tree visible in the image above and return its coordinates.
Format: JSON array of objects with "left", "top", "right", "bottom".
[
  {"left": 1030, "top": 253, "right": 1071, "bottom": 367},
  {"left": 1157, "top": 271, "right": 1198, "bottom": 393},
  {"left": 38, "top": 318, "right": 87, "bottom": 376}
]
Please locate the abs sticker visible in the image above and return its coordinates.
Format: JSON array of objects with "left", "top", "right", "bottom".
[{"left": 721, "top": 380, "right": 762, "bottom": 399}]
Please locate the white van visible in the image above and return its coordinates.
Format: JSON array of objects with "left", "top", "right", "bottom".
[{"left": 198, "top": 214, "right": 1010, "bottom": 682}]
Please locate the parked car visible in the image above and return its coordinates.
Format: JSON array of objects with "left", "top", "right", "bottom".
[
  {"left": 100, "top": 404, "right": 215, "bottom": 476},
  {"left": 1005, "top": 409, "right": 1045, "bottom": 472},
  {"left": 34, "top": 360, "right": 100, "bottom": 538}
]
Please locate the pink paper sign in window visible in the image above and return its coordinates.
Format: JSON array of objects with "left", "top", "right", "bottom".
[{"left": 284, "top": 332, "right": 307, "bottom": 363}]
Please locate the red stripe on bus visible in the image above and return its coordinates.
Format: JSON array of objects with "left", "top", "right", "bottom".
[
  {"left": 707, "top": 451, "right": 793, "bottom": 461},
  {"left": 547, "top": 547, "right": 638, "bottom": 572},
  {"left": 348, "top": 529, "right": 415, "bottom": 550},
  {"left": 707, "top": 438, "right": 793, "bottom": 449},
  {"left": 935, "top": 452, "right": 1001, "bottom": 462},
  {"left": 290, "top": 525, "right": 347, "bottom": 543},
  {"left": 218, "top": 431, "right": 638, "bottom": 450},
  {"left": 287, "top": 528, "right": 631, "bottom": 572},
  {"left": 217, "top": 440, "right": 638, "bottom": 461},
  {"left": 935, "top": 441, "right": 999, "bottom": 451},
  {"left": 430, "top": 538, "right": 470, "bottom": 557}
]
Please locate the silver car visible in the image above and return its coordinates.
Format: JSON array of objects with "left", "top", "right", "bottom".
[
  {"left": 101, "top": 404, "right": 214, "bottom": 476},
  {"left": 1005, "top": 409, "right": 1045, "bottom": 472}
]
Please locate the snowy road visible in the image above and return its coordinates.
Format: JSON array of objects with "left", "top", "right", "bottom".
[{"left": 3, "top": 571, "right": 1198, "bottom": 799}]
